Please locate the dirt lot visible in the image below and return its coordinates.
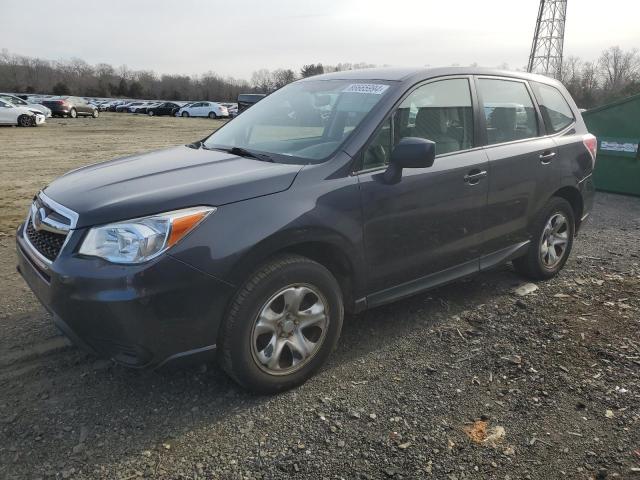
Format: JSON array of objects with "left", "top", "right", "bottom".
[{"left": 1, "top": 114, "right": 639, "bottom": 479}]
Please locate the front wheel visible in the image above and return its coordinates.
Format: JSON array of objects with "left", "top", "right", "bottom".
[
  {"left": 208, "top": 111, "right": 217, "bottom": 119},
  {"left": 18, "top": 115, "right": 32, "bottom": 127},
  {"left": 218, "top": 254, "right": 344, "bottom": 394},
  {"left": 181, "top": 111, "right": 189, "bottom": 117},
  {"left": 513, "top": 197, "right": 575, "bottom": 280},
  {"left": 92, "top": 109, "right": 99, "bottom": 118},
  {"left": 148, "top": 110, "right": 154, "bottom": 116}
]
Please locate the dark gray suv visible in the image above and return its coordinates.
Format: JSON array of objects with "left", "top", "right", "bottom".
[{"left": 16, "top": 67, "right": 596, "bottom": 393}]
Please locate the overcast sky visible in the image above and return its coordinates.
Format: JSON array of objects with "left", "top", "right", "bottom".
[{"left": 2, "top": 0, "right": 639, "bottom": 79}]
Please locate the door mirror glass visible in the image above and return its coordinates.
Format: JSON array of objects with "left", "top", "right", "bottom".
[{"left": 390, "top": 137, "right": 436, "bottom": 169}]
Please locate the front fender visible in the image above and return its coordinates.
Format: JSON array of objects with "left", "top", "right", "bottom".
[{"left": 169, "top": 172, "right": 366, "bottom": 298}]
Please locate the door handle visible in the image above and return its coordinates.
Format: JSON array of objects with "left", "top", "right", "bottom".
[
  {"left": 464, "top": 170, "right": 488, "bottom": 185},
  {"left": 539, "top": 151, "right": 556, "bottom": 163}
]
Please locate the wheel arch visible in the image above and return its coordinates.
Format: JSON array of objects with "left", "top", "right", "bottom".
[
  {"left": 552, "top": 185, "right": 584, "bottom": 231},
  {"left": 226, "top": 229, "right": 364, "bottom": 314}
]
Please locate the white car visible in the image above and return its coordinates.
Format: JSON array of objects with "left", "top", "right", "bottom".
[
  {"left": 0, "top": 99, "right": 45, "bottom": 126},
  {"left": 0, "top": 93, "right": 52, "bottom": 117},
  {"left": 177, "top": 101, "right": 228, "bottom": 119}
]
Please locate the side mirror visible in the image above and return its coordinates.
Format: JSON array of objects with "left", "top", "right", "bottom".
[
  {"left": 390, "top": 137, "right": 436, "bottom": 168},
  {"left": 383, "top": 137, "right": 436, "bottom": 183}
]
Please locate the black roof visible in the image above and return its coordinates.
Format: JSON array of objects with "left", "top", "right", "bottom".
[{"left": 300, "top": 66, "right": 562, "bottom": 87}]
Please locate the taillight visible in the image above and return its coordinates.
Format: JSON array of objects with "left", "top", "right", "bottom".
[{"left": 583, "top": 134, "right": 597, "bottom": 169}]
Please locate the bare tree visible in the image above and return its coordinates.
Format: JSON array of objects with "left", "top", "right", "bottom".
[{"left": 598, "top": 46, "right": 640, "bottom": 93}]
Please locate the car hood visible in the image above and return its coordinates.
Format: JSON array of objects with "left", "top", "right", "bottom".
[{"left": 43, "top": 145, "right": 303, "bottom": 228}]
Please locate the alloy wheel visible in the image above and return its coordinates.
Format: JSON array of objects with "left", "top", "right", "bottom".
[
  {"left": 251, "top": 284, "right": 329, "bottom": 375},
  {"left": 539, "top": 212, "right": 569, "bottom": 269}
]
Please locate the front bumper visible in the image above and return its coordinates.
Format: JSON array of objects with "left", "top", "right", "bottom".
[{"left": 16, "top": 223, "right": 235, "bottom": 368}]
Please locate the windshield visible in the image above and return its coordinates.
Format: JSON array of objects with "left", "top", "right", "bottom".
[
  {"left": 203, "top": 80, "right": 391, "bottom": 163},
  {"left": 0, "top": 95, "right": 26, "bottom": 106}
]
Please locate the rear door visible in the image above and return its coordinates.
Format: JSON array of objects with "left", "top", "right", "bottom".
[
  {"left": 358, "top": 77, "right": 489, "bottom": 300},
  {"left": 476, "top": 76, "right": 556, "bottom": 261}
]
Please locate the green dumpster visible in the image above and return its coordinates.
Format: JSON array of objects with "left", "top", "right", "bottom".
[{"left": 582, "top": 94, "right": 640, "bottom": 196}]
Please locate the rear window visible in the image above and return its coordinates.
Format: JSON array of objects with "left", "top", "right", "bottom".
[{"left": 531, "top": 82, "right": 575, "bottom": 133}]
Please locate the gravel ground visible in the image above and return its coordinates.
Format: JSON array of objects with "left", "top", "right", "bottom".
[{"left": 0, "top": 114, "right": 639, "bottom": 479}]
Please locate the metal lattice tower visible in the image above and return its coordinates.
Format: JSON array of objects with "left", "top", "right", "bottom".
[{"left": 527, "top": 0, "right": 568, "bottom": 79}]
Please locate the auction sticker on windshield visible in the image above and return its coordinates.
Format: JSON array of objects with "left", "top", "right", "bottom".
[{"left": 343, "top": 84, "right": 389, "bottom": 95}]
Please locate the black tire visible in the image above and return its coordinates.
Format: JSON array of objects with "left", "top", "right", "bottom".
[
  {"left": 92, "top": 109, "right": 99, "bottom": 118},
  {"left": 218, "top": 254, "right": 344, "bottom": 394},
  {"left": 181, "top": 111, "right": 189, "bottom": 117},
  {"left": 513, "top": 197, "right": 575, "bottom": 280},
  {"left": 17, "top": 115, "right": 32, "bottom": 127},
  {"left": 69, "top": 108, "right": 77, "bottom": 118},
  {"left": 208, "top": 111, "right": 217, "bottom": 119},
  {"left": 148, "top": 110, "right": 154, "bottom": 116}
]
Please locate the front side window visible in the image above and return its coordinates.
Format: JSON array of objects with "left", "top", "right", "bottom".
[
  {"left": 478, "top": 78, "right": 538, "bottom": 145},
  {"left": 204, "top": 80, "right": 390, "bottom": 163},
  {"left": 531, "top": 82, "right": 575, "bottom": 133},
  {"left": 361, "top": 78, "right": 474, "bottom": 170}
]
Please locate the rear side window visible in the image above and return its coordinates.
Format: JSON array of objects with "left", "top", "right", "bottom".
[
  {"left": 478, "top": 78, "right": 538, "bottom": 145},
  {"left": 531, "top": 82, "right": 575, "bottom": 133}
]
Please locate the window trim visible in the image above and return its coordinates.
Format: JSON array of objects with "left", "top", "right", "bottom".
[
  {"left": 474, "top": 75, "right": 545, "bottom": 148},
  {"left": 353, "top": 75, "right": 481, "bottom": 174}
]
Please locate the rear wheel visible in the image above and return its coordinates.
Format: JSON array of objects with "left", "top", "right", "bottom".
[
  {"left": 68, "top": 108, "right": 77, "bottom": 118},
  {"left": 208, "top": 111, "right": 217, "bottom": 119},
  {"left": 181, "top": 111, "right": 189, "bottom": 117},
  {"left": 219, "top": 254, "right": 344, "bottom": 394},
  {"left": 92, "top": 109, "right": 99, "bottom": 118},
  {"left": 513, "top": 197, "right": 575, "bottom": 280},
  {"left": 148, "top": 110, "right": 154, "bottom": 116}
]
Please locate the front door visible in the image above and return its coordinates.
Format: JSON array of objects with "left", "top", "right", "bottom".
[
  {"left": 0, "top": 100, "right": 15, "bottom": 124},
  {"left": 357, "top": 77, "right": 489, "bottom": 302}
]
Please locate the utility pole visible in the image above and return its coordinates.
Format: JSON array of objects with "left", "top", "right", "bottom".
[{"left": 527, "top": 0, "right": 568, "bottom": 79}]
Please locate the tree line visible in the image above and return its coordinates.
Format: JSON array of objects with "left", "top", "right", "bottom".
[
  {"left": 0, "top": 47, "right": 638, "bottom": 107},
  {"left": 0, "top": 50, "right": 374, "bottom": 102},
  {"left": 560, "top": 46, "right": 640, "bottom": 109}
]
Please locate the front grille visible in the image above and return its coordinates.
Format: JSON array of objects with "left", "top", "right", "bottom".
[{"left": 25, "top": 221, "right": 67, "bottom": 261}]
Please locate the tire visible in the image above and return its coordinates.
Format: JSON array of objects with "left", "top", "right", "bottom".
[
  {"left": 208, "top": 111, "right": 217, "bottom": 119},
  {"left": 17, "top": 115, "right": 32, "bottom": 127},
  {"left": 69, "top": 108, "right": 77, "bottom": 118},
  {"left": 218, "top": 254, "right": 344, "bottom": 394},
  {"left": 513, "top": 197, "right": 575, "bottom": 280},
  {"left": 148, "top": 110, "right": 154, "bottom": 116},
  {"left": 181, "top": 111, "right": 189, "bottom": 117},
  {"left": 92, "top": 109, "right": 99, "bottom": 118}
]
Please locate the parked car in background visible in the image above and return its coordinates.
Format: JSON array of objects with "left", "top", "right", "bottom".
[
  {"left": 42, "top": 97, "right": 98, "bottom": 118},
  {"left": 147, "top": 102, "right": 181, "bottom": 116},
  {"left": 106, "top": 100, "right": 128, "bottom": 112},
  {"left": 0, "top": 99, "right": 45, "bottom": 126},
  {"left": 0, "top": 93, "right": 52, "bottom": 117},
  {"left": 177, "top": 101, "right": 228, "bottom": 118},
  {"left": 115, "top": 101, "right": 143, "bottom": 113},
  {"left": 130, "top": 102, "right": 158, "bottom": 114},
  {"left": 237, "top": 93, "right": 266, "bottom": 114}
]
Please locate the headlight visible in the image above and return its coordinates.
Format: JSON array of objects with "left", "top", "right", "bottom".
[{"left": 78, "top": 206, "right": 215, "bottom": 264}]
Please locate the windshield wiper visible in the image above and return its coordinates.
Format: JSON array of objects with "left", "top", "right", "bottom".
[{"left": 208, "top": 145, "right": 274, "bottom": 162}]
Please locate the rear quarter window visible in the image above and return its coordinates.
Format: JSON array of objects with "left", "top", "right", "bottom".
[{"left": 531, "top": 82, "right": 575, "bottom": 133}]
